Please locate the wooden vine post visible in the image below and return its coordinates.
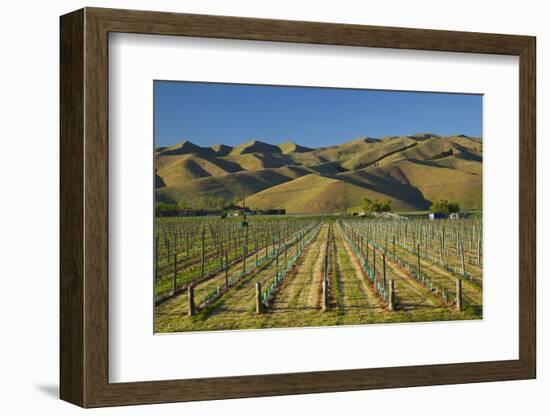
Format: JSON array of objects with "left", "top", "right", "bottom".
[
  {"left": 323, "top": 229, "right": 330, "bottom": 311},
  {"left": 322, "top": 278, "right": 329, "bottom": 311},
  {"left": 188, "top": 284, "right": 196, "bottom": 316},
  {"left": 459, "top": 240, "right": 466, "bottom": 279},
  {"left": 255, "top": 282, "right": 263, "bottom": 314},
  {"left": 477, "top": 235, "right": 481, "bottom": 267},
  {"left": 382, "top": 253, "right": 387, "bottom": 289},
  {"left": 439, "top": 232, "right": 444, "bottom": 266},
  {"left": 275, "top": 249, "right": 279, "bottom": 278},
  {"left": 171, "top": 252, "right": 177, "bottom": 296},
  {"left": 242, "top": 243, "right": 247, "bottom": 276},
  {"left": 388, "top": 279, "right": 395, "bottom": 311},
  {"left": 373, "top": 245, "right": 376, "bottom": 280},
  {"left": 224, "top": 251, "right": 229, "bottom": 289},
  {"left": 456, "top": 278, "right": 462, "bottom": 312},
  {"left": 219, "top": 242, "right": 224, "bottom": 270},
  {"left": 424, "top": 234, "right": 428, "bottom": 260},
  {"left": 417, "top": 243, "right": 421, "bottom": 279}
]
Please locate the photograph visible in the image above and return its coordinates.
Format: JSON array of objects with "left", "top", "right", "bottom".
[
  {"left": 153, "top": 80, "right": 483, "bottom": 333},
  {"left": 51, "top": 4, "right": 537, "bottom": 410}
]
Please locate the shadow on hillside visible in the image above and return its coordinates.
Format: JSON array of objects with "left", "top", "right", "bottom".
[{"left": 330, "top": 171, "right": 432, "bottom": 210}]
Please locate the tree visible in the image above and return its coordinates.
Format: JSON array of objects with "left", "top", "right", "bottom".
[
  {"left": 429, "top": 200, "right": 460, "bottom": 214},
  {"left": 362, "top": 198, "right": 392, "bottom": 214},
  {"left": 155, "top": 202, "right": 179, "bottom": 216},
  {"left": 448, "top": 202, "right": 460, "bottom": 213}
]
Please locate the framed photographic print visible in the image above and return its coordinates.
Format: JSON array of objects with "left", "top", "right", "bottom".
[{"left": 60, "top": 7, "right": 536, "bottom": 408}]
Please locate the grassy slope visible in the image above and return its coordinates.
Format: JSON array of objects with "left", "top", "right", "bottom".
[
  {"left": 340, "top": 136, "right": 417, "bottom": 170},
  {"left": 367, "top": 159, "right": 482, "bottom": 209},
  {"left": 379, "top": 136, "right": 481, "bottom": 166},
  {"left": 313, "top": 137, "right": 379, "bottom": 162},
  {"left": 157, "top": 154, "right": 243, "bottom": 186},
  {"left": 230, "top": 139, "right": 282, "bottom": 155},
  {"left": 245, "top": 174, "right": 420, "bottom": 213},
  {"left": 278, "top": 142, "right": 313, "bottom": 154},
  {"left": 156, "top": 135, "right": 483, "bottom": 211},
  {"left": 210, "top": 144, "right": 233, "bottom": 156},
  {"left": 156, "top": 166, "right": 311, "bottom": 208},
  {"left": 334, "top": 169, "right": 432, "bottom": 210},
  {"left": 223, "top": 153, "right": 296, "bottom": 171},
  {"left": 157, "top": 140, "right": 213, "bottom": 157},
  {"left": 431, "top": 154, "right": 483, "bottom": 175}
]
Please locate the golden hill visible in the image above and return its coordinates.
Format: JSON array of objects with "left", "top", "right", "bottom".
[
  {"left": 224, "top": 153, "right": 295, "bottom": 171},
  {"left": 432, "top": 154, "right": 482, "bottom": 175},
  {"left": 156, "top": 134, "right": 482, "bottom": 212},
  {"left": 378, "top": 136, "right": 481, "bottom": 166},
  {"left": 211, "top": 144, "right": 233, "bottom": 156},
  {"left": 230, "top": 140, "right": 282, "bottom": 155},
  {"left": 278, "top": 142, "right": 313, "bottom": 154},
  {"left": 366, "top": 159, "right": 482, "bottom": 209},
  {"left": 314, "top": 137, "right": 379, "bottom": 162},
  {"left": 156, "top": 154, "right": 242, "bottom": 186},
  {"left": 245, "top": 174, "right": 420, "bottom": 214},
  {"left": 157, "top": 140, "right": 213, "bottom": 156},
  {"left": 157, "top": 167, "right": 310, "bottom": 210},
  {"left": 341, "top": 136, "right": 417, "bottom": 170}
]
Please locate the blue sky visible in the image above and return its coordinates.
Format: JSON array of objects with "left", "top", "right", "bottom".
[{"left": 154, "top": 81, "right": 482, "bottom": 148}]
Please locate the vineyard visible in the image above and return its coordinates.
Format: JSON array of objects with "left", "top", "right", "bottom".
[{"left": 154, "top": 216, "right": 483, "bottom": 333}]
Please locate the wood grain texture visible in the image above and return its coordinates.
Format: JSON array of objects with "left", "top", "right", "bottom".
[
  {"left": 59, "top": 8, "right": 84, "bottom": 407},
  {"left": 518, "top": 38, "right": 536, "bottom": 376},
  {"left": 88, "top": 7, "right": 532, "bottom": 54},
  {"left": 59, "top": 7, "right": 537, "bottom": 408},
  {"left": 83, "top": 10, "right": 110, "bottom": 406}
]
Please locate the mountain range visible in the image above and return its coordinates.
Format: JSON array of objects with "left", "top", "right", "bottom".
[{"left": 155, "top": 133, "right": 482, "bottom": 214}]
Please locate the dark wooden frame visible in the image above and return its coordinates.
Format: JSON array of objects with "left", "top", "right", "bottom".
[{"left": 60, "top": 7, "right": 536, "bottom": 408}]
